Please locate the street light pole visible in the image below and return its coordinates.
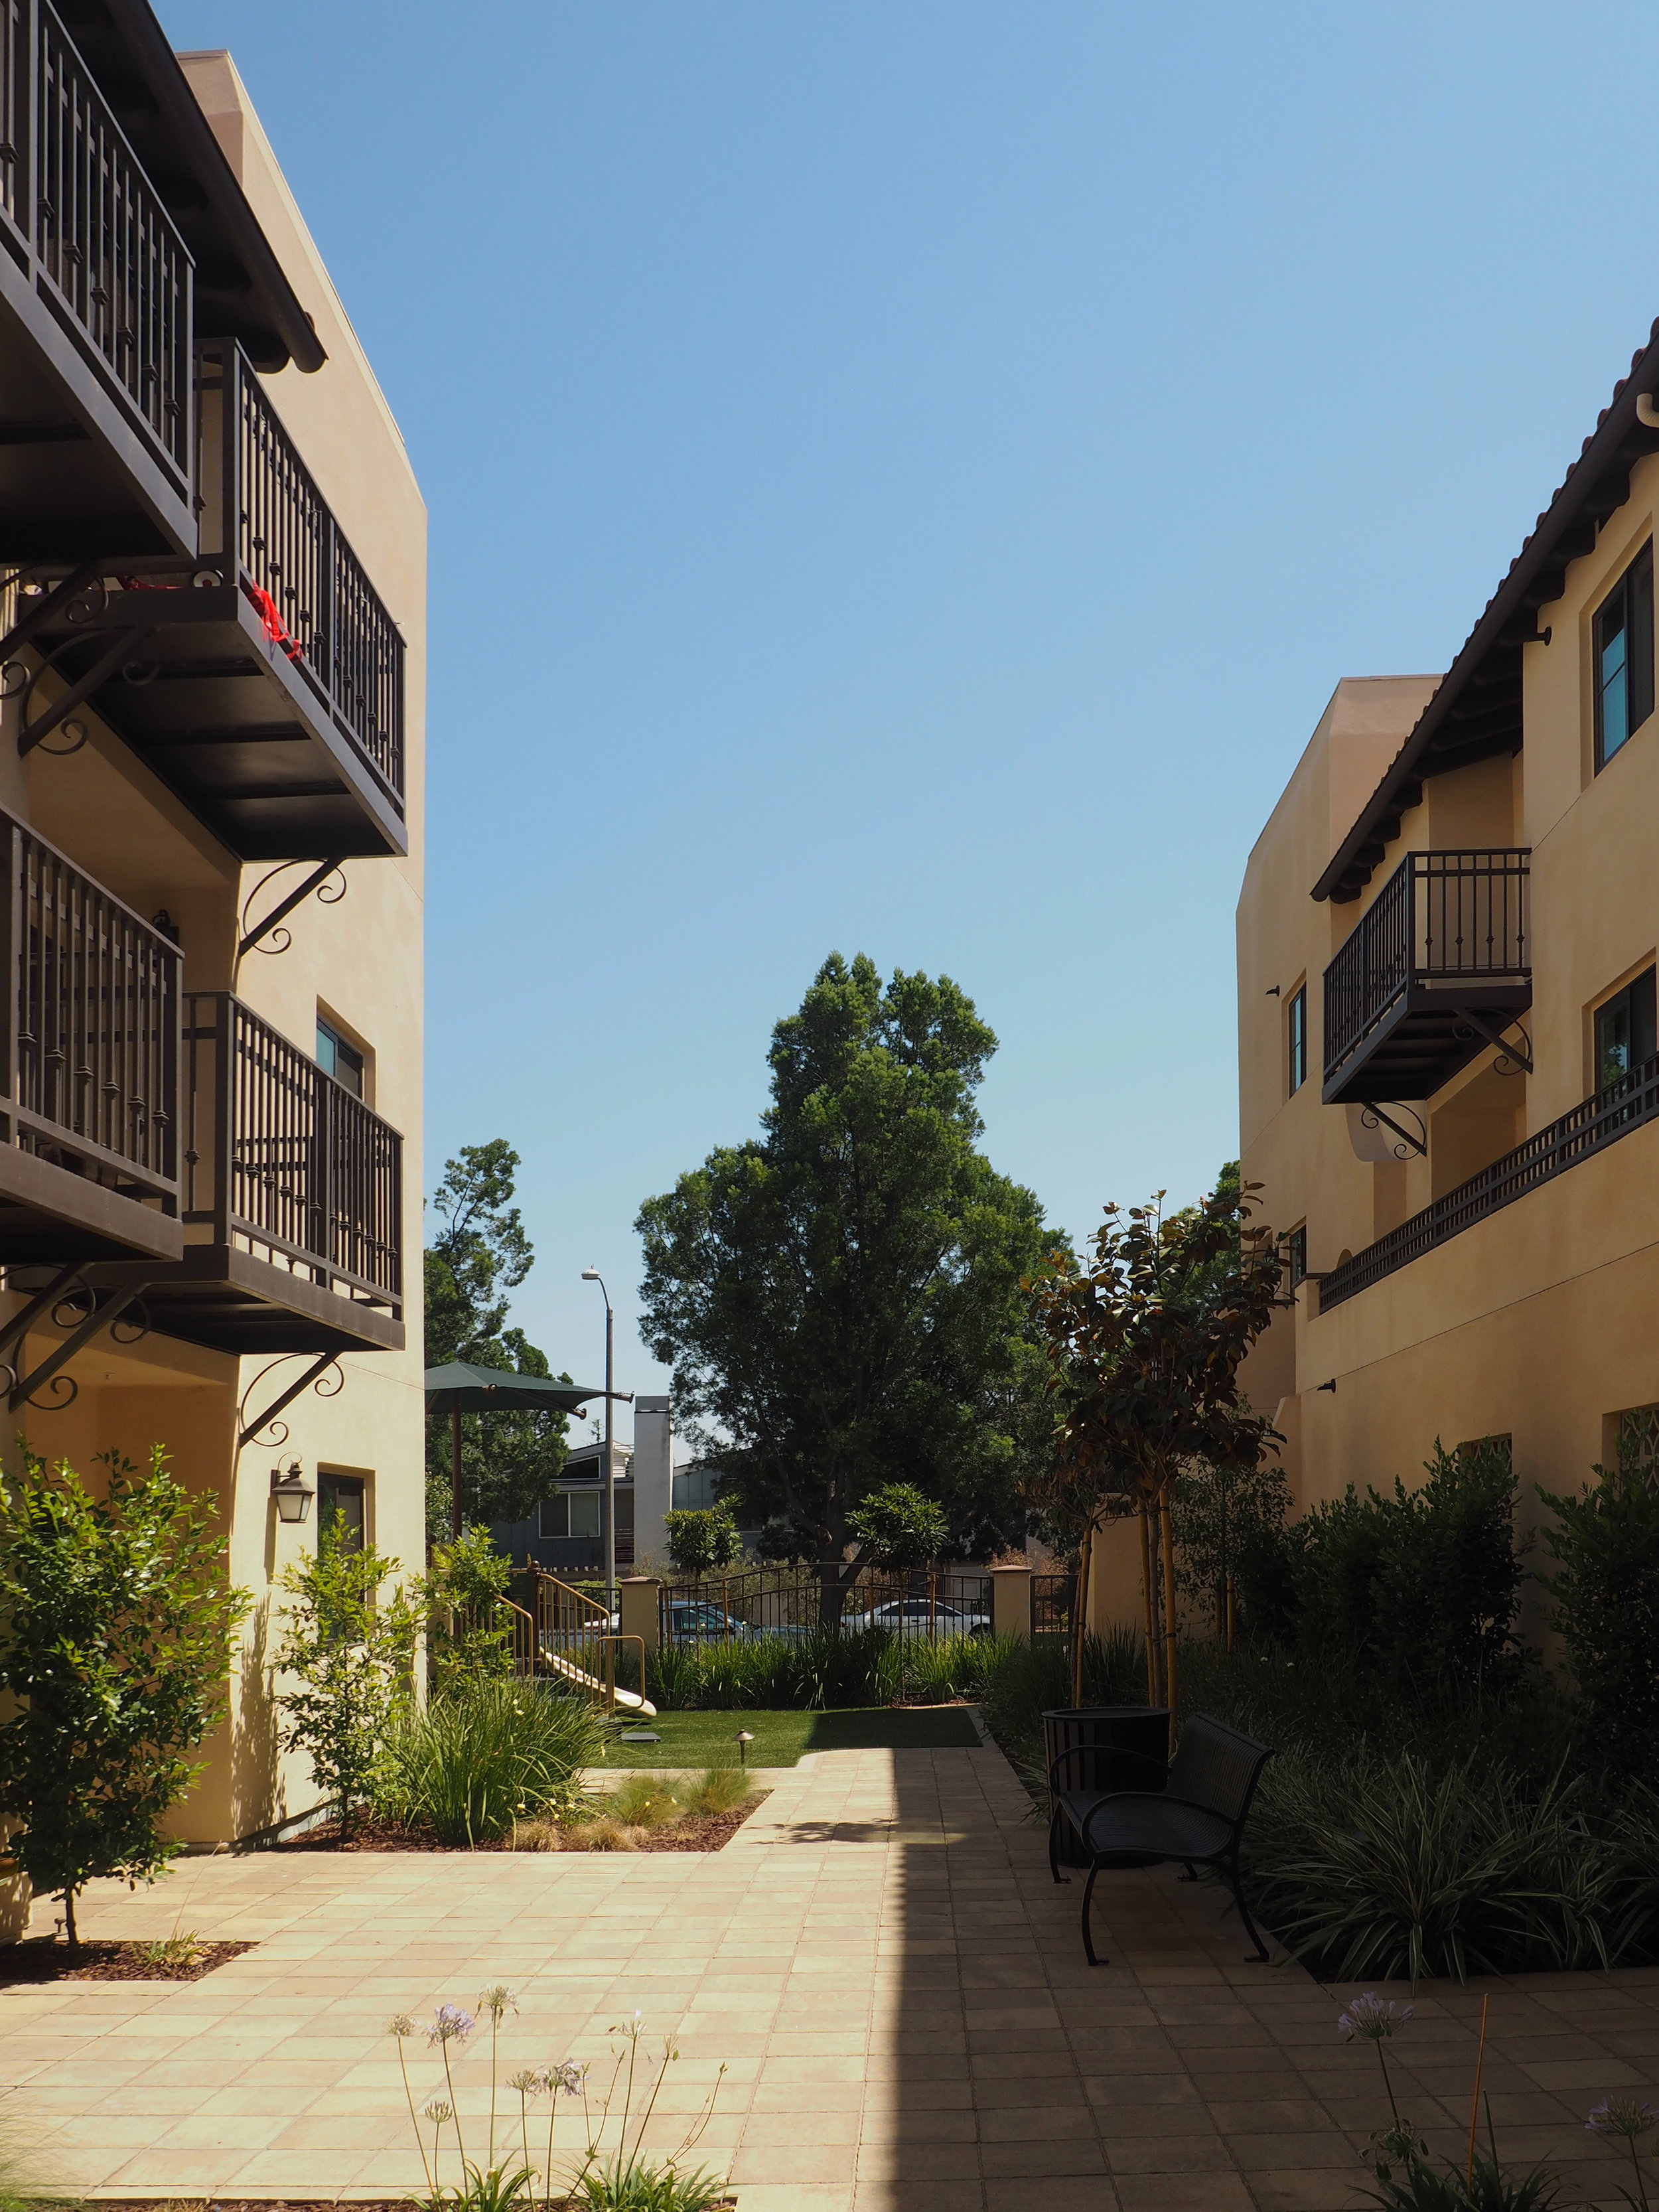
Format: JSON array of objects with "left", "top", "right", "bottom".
[{"left": 581, "top": 1268, "right": 615, "bottom": 1607}]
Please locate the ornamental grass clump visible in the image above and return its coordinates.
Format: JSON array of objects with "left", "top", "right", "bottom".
[
  {"left": 389, "top": 1995, "right": 728, "bottom": 2211},
  {"left": 1587, "top": 2099, "right": 1659, "bottom": 2212},
  {"left": 378, "top": 1678, "right": 607, "bottom": 1845}
]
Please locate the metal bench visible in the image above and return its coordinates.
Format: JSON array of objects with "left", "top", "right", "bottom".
[{"left": 1048, "top": 1710, "right": 1275, "bottom": 1966}]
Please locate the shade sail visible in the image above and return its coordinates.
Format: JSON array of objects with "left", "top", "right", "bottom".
[{"left": 423, "top": 1361, "right": 607, "bottom": 1416}]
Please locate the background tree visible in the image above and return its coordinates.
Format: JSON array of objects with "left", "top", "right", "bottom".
[
  {"left": 424, "top": 1139, "right": 569, "bottom": 1543},
  {"left": 0, "top": 1447, "right": 248, "bottom": 1949},
  {"left": 1027, "top": 1174, "right": 1286, "bottom": 1706},
  {"left": 847, "top": 1482, "right": 948, "bottom": 1572},
  {"left": 664, "top": 1505, "right": 744, "bottom": 1576},
  {"left": 637, "top": 953, "right": 1065, "bottom": 1615}
]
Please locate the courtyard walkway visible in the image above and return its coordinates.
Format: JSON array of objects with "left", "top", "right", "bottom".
[{"left": 3, "top": 1741, "right": 1657, "bottom": 2210}]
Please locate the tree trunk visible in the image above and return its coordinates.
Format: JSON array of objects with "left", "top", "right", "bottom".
[
  {"left": 1070, "top": 1517, "right": 1094, "bottom": 1708},
  {"left": 1137, "top": 1501, "right": 1159, "bottom": 1706},
  {"left": 1159, "top": 1487, "right": 1179, "bottom": 1721},
  {"left": 62, "top": 1885, "right": 78, "bottom": 1953}
]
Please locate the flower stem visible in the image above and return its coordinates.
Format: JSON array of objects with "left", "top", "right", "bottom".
[
  {"left": 442, "top": 2039, "right": 467, "bottom": 2170},
  {"left": 399, "top": 2044, "right": 433, "bottom": 2194}
]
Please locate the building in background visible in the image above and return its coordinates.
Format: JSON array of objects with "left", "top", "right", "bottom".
[
  {"left": 494, "top": 1439, "right": 635, "bottom": 1576},
  {"left": 0, "top": 3, "right": 423, "bottom": 1853}
]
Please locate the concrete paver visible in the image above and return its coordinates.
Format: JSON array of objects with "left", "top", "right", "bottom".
[{"left": 0, "top": 1743, "right": 1656, "bottom": 2207}]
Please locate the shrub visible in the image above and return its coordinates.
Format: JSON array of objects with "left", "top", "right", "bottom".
[
  {"left": 422, "top": 1524, "right": 514, "bottom": 1692},
  {"left": 1246, "top": 1746, "right": 1659, "bottom": 1986},
  {"left": 663, "top": 1505, "right": 743, "bottom": 1576},
  {"left": 0, "top": 1446, "right": 248, "bottom": 1949},
  {"left": 1538, "top": 1453, "right": 1659, "bottom": 1775},
  {"left": 378, "top": 1677, "right": 606, "bottom": 1844},
  {"left": 847, "top": 1483, "right": 948, "bottom": 1570},
  {"left": 273, "top": 1513, "right": 421, "bottom": 1833}
]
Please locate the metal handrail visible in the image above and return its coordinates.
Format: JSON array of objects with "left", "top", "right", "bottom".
[
  {"left": 201, "top": 341, "right": 404, "bottom": 800},
  {"left": 1323, "top": 849, "right": 1530, "bottom": 1086},
  {"left": 1321, "top": 1048, "right": 1659, "bottom": 1310},
  {"left": 180, "top": 990, "right": 402, "bottom": 1308},
  {"left": 0, "top": 811, "right": 180, "bottom": 1205}
]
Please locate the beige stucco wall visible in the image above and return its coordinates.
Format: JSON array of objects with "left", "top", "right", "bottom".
[
  {"left": 1231, "top": 453, "right": 1659, "bottom": 1578},
  {"left": 0, "top": 51, "right": 427, "bottom": 1850}
]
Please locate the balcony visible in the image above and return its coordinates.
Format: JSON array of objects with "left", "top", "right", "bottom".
[
  {"left": 0, "top": 808, "right": 183, "bottom": 1264},
  {"left": 9, "top": 343, "right": 406, "bottom": 860},
  {"left": 1320, "top": 1051, "right": 1659, "bottom": 1311},
  {"left": 1322, "top": 849, "right": 1531, "bottom": 1106}
]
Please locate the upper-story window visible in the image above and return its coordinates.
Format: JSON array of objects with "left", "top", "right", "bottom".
[
  {"left": 1595, "top": 966, "right": 1656, "bottom": 1090},
  {"left": 1593, "top": 542, "right": 1654, "bottom": 771},
  {"left": 1287, "top": 1224, "right": 1308, "bottom": 1286},
  {"left": 1287, "top": 985, "right": 1307, "bottom": 1095},
  {"left": 316, "top": 1015, "right": 364, "bottom": 1098}
]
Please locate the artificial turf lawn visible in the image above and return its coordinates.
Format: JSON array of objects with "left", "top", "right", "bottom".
[{"left": 599, "top": 1704, "right": 980, "bottom": 1768}]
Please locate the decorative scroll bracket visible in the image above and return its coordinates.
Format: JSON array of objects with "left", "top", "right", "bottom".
[
  {"left": 1452, "top": 1006, "right": 1534, "bottom": 1076},
  {"left": 1363, "top": 1103, "right": 1429, "bottom": 1159},
  {"left": 238, "top": 1352, "right": 343, "bottom": 1451},
  {"left": 237, "top": 857, "right": 346, "bottom": 965},
  {"left": 6, "top": 1278, "right": 155, "bottom": 1412}
]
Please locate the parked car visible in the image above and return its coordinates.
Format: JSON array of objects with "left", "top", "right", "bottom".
[
  {"left": 662, "top": 1599, "right": 750, "bottom": 1644},
  {"left": 847, "top": 1597, "right": 991, "bottom": 1639}
]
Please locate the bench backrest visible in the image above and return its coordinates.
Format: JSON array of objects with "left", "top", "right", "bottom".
[{"left": 1165, "top": 1713, "right": 1273, "bottom": 1826}]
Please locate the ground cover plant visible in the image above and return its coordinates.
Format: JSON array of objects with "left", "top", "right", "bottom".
[
  {"left": 0, "top": 1446, "right": 248, "bottom": 1950},
  {"left": 518, "top": 1768, "right": 757, "bottom": 1853},
  {"left": 378, "top": 1679, "right": 607, "bottom": 1845},
  {"left": 645, "top": 1622, "right": 1004, "bottom": 1711}
]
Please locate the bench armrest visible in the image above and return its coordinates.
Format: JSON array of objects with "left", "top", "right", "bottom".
[{"left": 1077, "top": 1789, "right": 1245, "bottom": 1854}]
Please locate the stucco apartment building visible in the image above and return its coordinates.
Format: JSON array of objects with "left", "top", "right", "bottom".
[
  {"left": 0, "top": 1, "right": 423, "bottom": 1853},
  {"left": 1236, "top": 317, "right": 1659, "bottom": 1528}
]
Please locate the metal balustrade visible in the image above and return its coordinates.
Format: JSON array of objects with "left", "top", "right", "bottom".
[
  {"left": 1323, "top": 849, "right": 1531, "bottom": 1090},
  {"left": 0, "top": 812, "right": 180, "bottom": 1207},
  {"left": 182, "top": 991, "right": 401, "bottom": 1311},
  {"left": 0, "top": 1, "right": 194, "bottom": 489},
  {"left": 1321, "top": 1050, "right": 1659, "bottom": 1310},
  {"left": 207, "top": 341, "right": 405, "bottom": 800}
]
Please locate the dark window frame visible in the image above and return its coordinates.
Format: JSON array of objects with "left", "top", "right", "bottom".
[
  {"left": 1287, "top": 1225, "right": 1308, "bottom": 1286},
  {"left": 316, "top": 1014, "right": 366, "bottom": 1099},
  {"left": 317, "top": 1470, "right": 366, "bottom": 1551},
  {"left": 1287, "top": 985, "right": 1308, "bottom": 1096},
  {"left": 1593, "top": 540, "right": 1655, "bottom": 773},
  {"left": 1593, "top": 965, "right": 1658, "bottom": 1092}
]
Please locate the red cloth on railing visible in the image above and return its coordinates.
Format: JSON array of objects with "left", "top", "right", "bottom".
[{"left": 242, "top": 580, "right": 305, "bottom": 663}]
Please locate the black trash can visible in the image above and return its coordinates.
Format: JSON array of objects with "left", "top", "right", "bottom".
[{"left": 1042, "top": 1706, "right": 1171, "bottom": 1868}]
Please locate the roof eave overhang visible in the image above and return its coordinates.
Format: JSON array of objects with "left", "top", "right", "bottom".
[{"left": 1313, "top": 322, "right": 1659, "bottom": 904}]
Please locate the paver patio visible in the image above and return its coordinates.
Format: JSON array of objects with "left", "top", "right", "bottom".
[{"left": 3, "top": 1740, "right": 1657, "bottom": 2211}]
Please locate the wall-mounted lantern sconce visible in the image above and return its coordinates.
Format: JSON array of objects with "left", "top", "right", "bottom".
[{"left": 270, "top": 1461, "right": 315, "bottom": 1522}]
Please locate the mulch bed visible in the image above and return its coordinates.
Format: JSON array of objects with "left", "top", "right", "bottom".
[
  {"left": 276, "top": 1794, "right": 764, "bottom": 1854},
  {"left": 98, "top": 2201, "right": 737, "bottom": 2211},
  {"left": 0, "top": 1937, "right": 254, "bottom": 1985}
]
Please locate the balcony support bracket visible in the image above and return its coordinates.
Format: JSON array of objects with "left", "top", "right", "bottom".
[
  {"left": 7, "top": 1279, "right": 154, "bottom": 1413},
  {"left": 1362, "top": 1104, "right": 1429, "bottom": 1159},
  {"left": 238, "top": 1351, "right": 342, "bottom": 1450},
  {"left": 0, "top": 1261, "right": 92, "bottom": 1368},
  {"left": 1452, "top": 1005, "right": 1534, "bottom": 1074},
  {"left": 0, "top": 563, "right": 102, "bottom": 667},
  {"left": 16, "top": 625, "right": 158, "bottom": 758},
  {"left": 237, "top": 857, "right": 346, "bottom": 965}
]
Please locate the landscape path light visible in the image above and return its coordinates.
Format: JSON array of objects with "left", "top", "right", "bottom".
[{"left": 735, "top": 1730, "right": 755, "bottom": 1769}]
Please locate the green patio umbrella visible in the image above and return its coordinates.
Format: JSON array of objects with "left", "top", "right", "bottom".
[{"left": 424, "top": 1361, "right": 614, "bottom": 1539}]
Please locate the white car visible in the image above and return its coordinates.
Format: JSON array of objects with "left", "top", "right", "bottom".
[{"left": 849, "top": 1597, "right": 991, "bottom": 1639}]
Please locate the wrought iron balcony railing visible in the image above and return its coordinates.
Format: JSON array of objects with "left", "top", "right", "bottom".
[
  {"left": 182, "top": 992, "right": 401, "bottom": 1313},
  {"left": 1322, "top": 849, "right": 1531, "bottom": 1105},
  {"left": 1321, "top": 1051, "right": 1659, "bottom": 1311},
  {"left": 204, "top": 342, "right": 405, "bottom": 799},
  {"left": 0, "top": 810, "right": 180, "bottom": 1221},
  {"left": 0, "top": 0, "right": 194, "bottom": 495}
]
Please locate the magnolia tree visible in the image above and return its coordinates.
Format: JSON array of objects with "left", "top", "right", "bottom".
[{"left": 1026, "top": 1174, "right": 1287, "bottom": 1708}]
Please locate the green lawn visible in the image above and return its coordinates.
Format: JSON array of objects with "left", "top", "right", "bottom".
[{"left": 597, "top": 1705, "right": 981, "bottom": 1768}]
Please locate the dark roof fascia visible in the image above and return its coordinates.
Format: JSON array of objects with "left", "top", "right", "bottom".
[
  {"left": 58, "top": 0, "right": 326, "bottom": 374},
  {"left": 1313, "top": 320, "right": 1659, "bottom": 904}
]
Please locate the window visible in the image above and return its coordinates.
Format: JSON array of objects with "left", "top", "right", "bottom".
[
  {"left": 316, "top": 1015, "right": 364, "bottom": 1098},
  {"left": 1287, "top": 986, "right": 1307, "bottom": 1095},
  {"left": 1287, "top": 1226, "right": 1307, "bottom": 1286},
  {"left": 1595, "top": 966, "right": 1657, "bottom": 1090},
  {"left": 317, "top": 1471, "right": 365, "bottom": 1550},
  {"left": 540, "top": 1489, "right": 603, "bottom": 1542},
  {"left": 1594, "top": 542, "right": 1654, "bottom": 771}
]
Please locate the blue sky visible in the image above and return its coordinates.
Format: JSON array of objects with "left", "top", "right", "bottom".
[{"left": 160, "top": 0, "right": 1659, "bottom": 1426}]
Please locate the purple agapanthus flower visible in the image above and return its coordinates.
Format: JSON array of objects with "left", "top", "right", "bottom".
[
  {"left": 426, "top": 2002, "right": 476, "bottom": 2047},
  {"left": 1587, "top": 2099, "right": 1659, "bottom": 2140},
  {"left": 1338, "top": 1993, "right": 1413, "bottom": 2043}
]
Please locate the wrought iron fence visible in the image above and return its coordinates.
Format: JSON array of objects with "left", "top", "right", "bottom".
[
  {"left": 1323, "top": 849, "right": 1530, "bottom": 1086},
  {"left": 1321, "top": 1047, "right": 1659, "bottom": 1311},
  {"left": 181, "top": 991, "right": 401, "bottom": 1309},
  {"left": 657, "top": 1565, "right": 994, "bottom": 1647},
  {"left": 1031, "top": 1572, "right": 1074, "bottom": 1642},
  {"left": 203, "top": 341, "right": 405, "bottom": 799},
  {"left": 33, "top": 3, "right": 192, "bottom": 480},
  {"left": 0, "top": 812, "right": 180, "bottom": 1205}
]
